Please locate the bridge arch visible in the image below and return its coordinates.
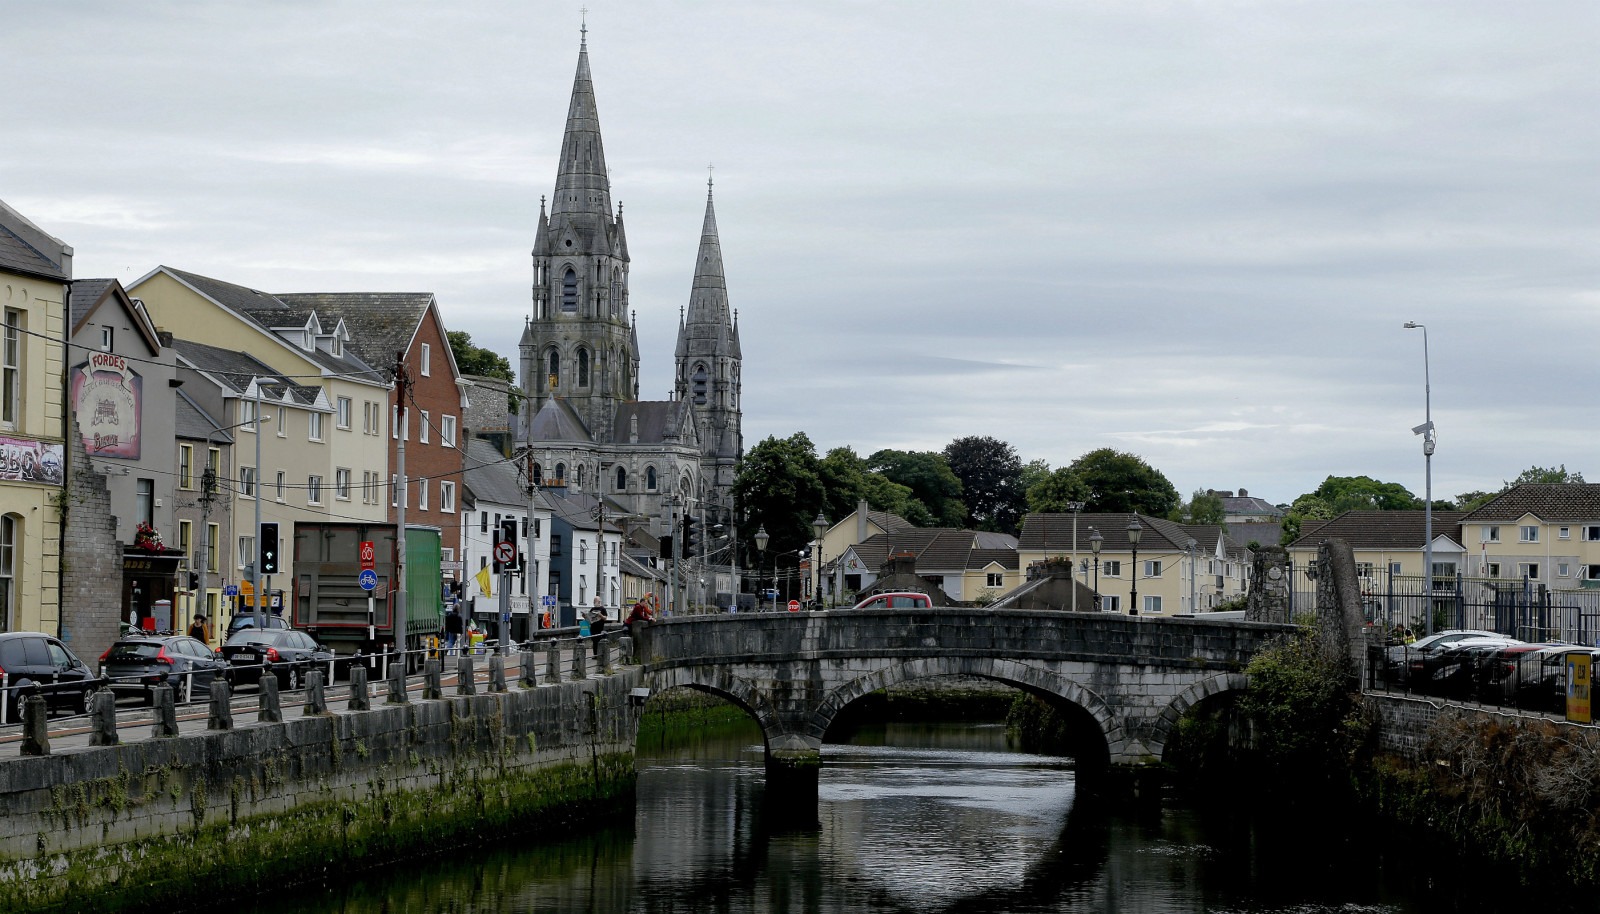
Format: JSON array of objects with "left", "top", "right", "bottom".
[
  {"left": 639, "top": 665, "right": 785, "bottom": 751},
  {"left": 1150, "top": 672, "right": 1250, "bottom": 760},
  {"left": 807, "top": 657, "right": 1126, "bottom": 766}
]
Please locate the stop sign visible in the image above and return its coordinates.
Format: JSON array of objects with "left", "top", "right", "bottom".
[{"left": 788, "top": 600, "right": 800, "bottom": 612}]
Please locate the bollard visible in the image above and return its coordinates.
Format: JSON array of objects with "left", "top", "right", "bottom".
[
  {"left": 387, "top": 661, "right": 409, "bottom": 705},
  {"left": 488, "top": 654, "right": 507, "bottom": 692},
  {"left": 570, "top": 643, "right": 588, "bottom": 680},
  {"left": 423, "top": 660, "right": 443, "bottom": 700},
  {"left": 598, "top": 638, "right": 614, "bottom": 675},
  {"left": 151, "top": 683, "right": 180, "bottom": 738},
  {"left": 349, "top": 665, "right": 370, "bottom": 711},
  {"left": 456, "top": 656, "right": 477, "bottom": 696},
  {"left": 545, "top": 645, "right": 560, "bottom": 683},
  {"left": 259, "top": 674, "right": 283, "bottom": 722},
  {"left": 89, "top": 690, "right": 119, "bottom": 746},
  {"left": 20, "top": 694, "right": 50, "bottom": 756},
  {"left": 519, "top": 650, "right": 539, "bottom": 689},
  {"left": 303, "top": 670, "right": 327, "bottom": 716},
  {"left": 618, "top": 635, "right": 634, "bottom": 665},
  {"left": 207, "top": 680, "right": 234, "bottom": 730}
]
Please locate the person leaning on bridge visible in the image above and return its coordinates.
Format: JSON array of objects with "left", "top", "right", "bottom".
[{"left": 626, "top": 596, "right": 654, "bottom": 643}]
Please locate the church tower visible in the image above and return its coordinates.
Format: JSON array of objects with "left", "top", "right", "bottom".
[
  {"left": 520, "top": 32, "right": 639, "bottom": 443},
  {"left": 675, "top": 180, "right": 744, "bottom": 504}
]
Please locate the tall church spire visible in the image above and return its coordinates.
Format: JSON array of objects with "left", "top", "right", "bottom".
[
  {"left": 552, "top": 34, "right": 611, "bottom": 218},
  {"left": 684, "top": 183, "right": 730, "bottom": 331}
]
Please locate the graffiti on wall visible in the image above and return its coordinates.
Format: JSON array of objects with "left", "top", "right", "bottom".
[{"left": 72, "top": 353, "right": 143, "bottom": 459}]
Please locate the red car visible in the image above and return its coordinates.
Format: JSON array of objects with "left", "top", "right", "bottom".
[{"left": 849, "top": 592, "right": 934, "bottom": 610}]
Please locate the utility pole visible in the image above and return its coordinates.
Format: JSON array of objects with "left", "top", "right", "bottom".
[
  {"left": 251, "top": 384, "right": 264, "bottom": 631},
  {"left": 394, "top": 354, "right": 410, "bottom": 651},
  {"left": 526, "top": 401, "right": 543, "bottom": 629},
  {"left": 196, "top": 464, "right": 218, "bottom": 635}
]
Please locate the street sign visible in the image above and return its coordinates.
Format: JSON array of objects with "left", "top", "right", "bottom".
[
  {"left": 788, "top": 600, "right": 800, "bottom": 612},
  {"left": 440, "top": 561, "right": 463, "bottom": 571},
  {"left": 359, "top": 541, "right": 375, "bottom": 571},
  {"left": 541, "top": 595, "right": 557, "bottom": 607},
  {"left": 494, "top": 541, "right": 516, "bottom": 564},
  {"left": 223, "top": 584, "right": 239, "bottom": 597},
  {"left": 501, "top": 612, "right": 511, "bottom": 622},
  {"left": 359, "top": 569, "right": 377, "bottom": 591}
]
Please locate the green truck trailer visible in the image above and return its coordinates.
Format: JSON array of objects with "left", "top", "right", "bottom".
[{"left": 291, "top": 522, "right": 443, "bottom": 661}]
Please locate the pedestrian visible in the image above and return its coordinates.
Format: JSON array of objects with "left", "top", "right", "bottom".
[
  {"left": 444, "top": 609, "right": 463, "bottom": 654},
  {"left": 187, "top": 614, "right": 209, "bottom": 645},
  {"left": 588, "top": 602, "right": 608, "bottom": 658},
  {"left": 626, "top": 596, "right": 653, "bottom": 643}
]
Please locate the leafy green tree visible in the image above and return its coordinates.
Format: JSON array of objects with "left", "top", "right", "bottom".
[
  {"left": 942, "top": 436, "right": 1026, "bottom": 533},
  {"left": 1303, "top": 475, "right": 1421, "bottom": 511},
  {"left": 1018, "top": 459, "right": 1052, "bottom": 498},
  {"left": 1507, "top": 464, "right": 1585, "bottom": 486},
  {"left": 868, "top": 449, "right": 967, "bottom": 527},
  {"left": 1063, "top": 448, "right": 1181, "bottom": 516},
  {"left": 1173, "top": 488, "right": 1225, "bottom": 525},
  {"left": 1026, "top": 466, "right": 1091, "bottom": 514},
  {"left": 733, "top": 433, "right": 826, "bottom": 571},
  {"left": 1454, "top": 490, "right": 1497, "bottom": 512},
  {"left": 448, "top": 330, "right": 518, "bottom": 412}
]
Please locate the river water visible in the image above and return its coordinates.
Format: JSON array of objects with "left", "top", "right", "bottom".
[{"left": 249, "top": 716, "right": 1533, "bottom": 914}]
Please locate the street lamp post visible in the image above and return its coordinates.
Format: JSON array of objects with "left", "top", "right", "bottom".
[
  {"left": 1126, "top": 515, "right": 1143, "bottom": 617},
  {"left": 811, "top": 512, "right": 828, "bottom": 609},
  {"left": 1063, "top": 501, "right": 1084, "bottom": 613},
  {"left": 754, "top": 524, "right": 770, "bottom": 613},
  {"left": 1089, "top": 527, "right": 1103, "bottom": 610},
  {"left": 1404, "top": 321, "right": 1436, "bottom": 637}
]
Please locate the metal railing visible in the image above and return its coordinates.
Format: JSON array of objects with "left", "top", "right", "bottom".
[{"left": 1366, "top": 639, "right": 1599, "bottom": 720}]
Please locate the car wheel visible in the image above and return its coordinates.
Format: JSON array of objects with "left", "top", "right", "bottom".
[
  {"left": 176, "top": 674, "right": 192, "bottom": 705},
  {"left": 282, "top": 667, "right": 300, "bottom": 691}
]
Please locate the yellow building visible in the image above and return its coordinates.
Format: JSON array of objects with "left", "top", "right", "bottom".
[
  {"left": 1017, "top": 513, "right": 1248, "bottom": 615},
  {"left": 0, "top": 201, "right": 69, "bottom": 635},
  {"left": 1286, "top": 511, "right": 1468, "bottom": 587},
  {"left": 1457, "top": 485, "right": 1600, "bottom": 589},
  {"left": 818, "top": 499, "right": 915, "bottom": 581},
  {"left": 831, "top": 528, "right": 1020, "bottom": 605}
]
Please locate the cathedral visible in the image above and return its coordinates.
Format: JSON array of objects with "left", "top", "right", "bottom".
[{"left": 518, "top": 34, "right": 743, "bottom": 536}]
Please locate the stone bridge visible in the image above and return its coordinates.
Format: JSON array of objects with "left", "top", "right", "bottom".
[{"left": 635, "top": 609, "right": 1293, "bottom": 789}]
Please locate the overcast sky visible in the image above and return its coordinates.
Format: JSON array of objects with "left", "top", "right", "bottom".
[{"left": 6, "top": 1, "right": 1597, "bottom": 507}]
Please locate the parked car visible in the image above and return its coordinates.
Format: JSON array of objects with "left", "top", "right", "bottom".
[
  {"left": 99, "top": 635, "right": 230, "bottom": 705},
  {"left": 1386, "top": 629, "right": 1502, "bottom": 685},
  {"left": 0, "top": 631, "right": 94, "bottom": 718},
  {"left": 225, "top": 612, "right": 292, "bottom": 638},
  {"left": 1472, "top": 643, "right": 1564, "bottom": 705},
  {"left": 220, "top": 628, "right": 333, "bottom": 689},
  {"left": 1415, "top": 637, "right": 1523, "bottom": 696},
  {"left": 1514, "top": 647, "right": 1600, "bottom": 713},
  {"left": 850, "top": 592, "right": 934, "bottom": 610}
]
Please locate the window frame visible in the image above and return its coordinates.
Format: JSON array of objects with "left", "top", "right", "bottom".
[
  {"left": 335, "top": 468, "right": 351, "bottom": 501},
  {"left": 178, "top": 444, "right": 194, "bottom": 490},
  {"left": 420, "top": 343, "right": 431, "bottom": 377},
  {"left": 309, "top": 411, "right": 325, "bottom": 442},
  {"left": 307, "top": 475, "right": 324, "bottom": 506},
  {"left": 419, "top": 411, "right": 429, "bottom": 444},
  {"left": 336, "top": 397, "right": 352, "bottom": 430},
  {"left": 2, "top": 309, "right": 22, "bottom": 429},
  {"left": 239, "top": 465, "right": 257, "bottom": 499},
  {"left": 441, "top": 415, "right": 456, "bottom": 448},
  {"left": 1483, "top": 525, "right": 1500, "bottom": 543},
  {"left": 1519, "top": 525, "right": 1539, "bottom": 543},
  {"left": 441, "top": 481, "right": 456, "bottom": 513}
]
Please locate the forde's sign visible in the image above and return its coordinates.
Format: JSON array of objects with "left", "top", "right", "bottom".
[{"left": 72, "top": 354, "right": 143, "bottom": 459}]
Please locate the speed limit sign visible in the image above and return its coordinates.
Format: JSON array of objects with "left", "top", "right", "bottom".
[{"left": 494, "top": 541, "right": 516, "bottom": 564}]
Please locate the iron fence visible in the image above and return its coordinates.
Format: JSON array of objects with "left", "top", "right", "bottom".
[{"left": 1366, "top": 638, "right": 1599, "bottom": 719}]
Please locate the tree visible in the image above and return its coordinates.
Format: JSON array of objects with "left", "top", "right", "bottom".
[
  {"left": 943, "top": 436, "right": 1026, "bottom": 534},
  {"left": 1026, "top": 466, "right": 1091, "bottom": 514},
  {"left": 1173, "top": 488, "right": 1225, "bottom": 525},
  {"left": 733, "top": 434, "right": 825, "bottom": 573},
  {"left": 1507, "top": 464, "right": 1585, "bottom": 486},
  {"left": 1302, "top": 475, "right": 1421, "bottom": 511},
  {"left": 1060, "top": 448, "right": 1181, "bottom": 516},
  {"left": 448, "top": 330, "right": 518, "bottom": 413},
  {"left": 867, "top": 449, "right": 967, "bottom": 527},
  {"left": 1018, "top": 459, "right": 1052, "bottom": 498}
]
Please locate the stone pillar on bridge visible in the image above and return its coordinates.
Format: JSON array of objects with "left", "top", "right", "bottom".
[
  {"left": 1315, "top": 538, "right": 1366, "bottom": 680},
  {"left": 764, "top": 733, "right": 822, "bottom": 801},
  {"left": 1246, "top": 546, "right": 1290, "bottom": 624}
]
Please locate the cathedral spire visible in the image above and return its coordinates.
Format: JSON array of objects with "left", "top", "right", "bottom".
[
  {"left": 552, "top": 33, "right": 611, "bottom": 218},
  {"left": 684, "top": 185, "right": 730, "bottom": 331}
]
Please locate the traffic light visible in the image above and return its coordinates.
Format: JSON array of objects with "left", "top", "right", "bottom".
[
  {"left": 258, "top": 522, "right": 280, "bottom": 574},
  {"left": 500, "top": 518, "right": 520, "bottom": 572},
  {"left": 682, "top": 513, "right": 702, "bottom": 559},
  {"left": 187, "top": 572, "right": 200, "bottom": 590},
  {"left": 659, "top": 534, "right": 673, "bottom": 560}
]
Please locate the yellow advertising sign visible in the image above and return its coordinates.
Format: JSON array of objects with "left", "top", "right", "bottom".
[{"left": 1567, "top": 652, "right": 1592, "bottom": 724}]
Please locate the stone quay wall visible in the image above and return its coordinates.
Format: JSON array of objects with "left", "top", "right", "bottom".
[{"left": 0, "top": 670, "right": 643, "bottom": 913}]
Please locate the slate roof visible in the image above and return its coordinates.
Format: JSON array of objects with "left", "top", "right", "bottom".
[
  {"left": 1284, "top": 511, "right": 1467, "bottom": 550},
  {"left": 1458, "top": 484, "right": 1600, "bottom": 523},
  {"left": 1019, "top": 513, "right": 1200, "bottom": 553},
  {"left": 171, "top": 337, "right": 322, "bottom": 404},
  {"left": 969, "top": 548, "right": 1020, "bottom": 571},
  {"left": 0, "top": 200, "right": 68, "bottom": 281},
  {"left": 276, "top": 292, "right": 436, "bottom": 382},
  {"left": 173, "top": 388, "right": 232, "bottom": 443},
  {"left": 973, "top": 532, "right": 1017, "bottom": 550},
  {"left": 462, "top": 437, "right": 528, "bottom": 508},
  {"left": 68, "top": 279, "right": 115, "bottom": 330},
  {"left": 1181, "top": 525, "right": 1249, "bottom": 561},
  {"left": 541, "top": 488, "right": 622, "bottom": 533},
  {"left": 611, "top": 400, "right": 689, "bottom": 445},
  {"left": 526, "top": 398, "right": 592, "bottom": 443},
  {"left": 620, "top": 552, "right": 665, "bottom": 582},
  {"left": 845, "top": 529, "right": 1018, "bottom": 574},
  {"left": 1226, "top": 522, "right": 1284, "bottom": 548},
  {"left": 1219, "top": 495, "right": 1284, "bottom": 518}
]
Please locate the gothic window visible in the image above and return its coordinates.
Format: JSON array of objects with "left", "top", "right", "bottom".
[
  {"left": 547, "top": 349, "right": 559, "bottom": 388},
  {"left": 578, "top": 349, "right": 589, "bottom": 387},
  {"left": 562, "top": 268, "right": 578, "bottom": 312},
  {"left": 532, "top": 463, "right": 543, "bottom": 485},
  {"left": 610, "top": 268, "right": 620, "bottom": 317},
  {"left": 555, "top": 463, "right": 566, "bottom": 483},
  {"left": 615, "top": 466, "right": 626, "bottom": 491},
  {"left": 692, "top": 363, "right": 708, "bottom": 405},
  {"left": 575, "top": 464, "right": 584, "bottom": 488},
  {"left": 646, "top": 467, "right": 657, "bottom": 491}
]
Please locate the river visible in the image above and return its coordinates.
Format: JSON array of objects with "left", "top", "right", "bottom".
[{"left": 244, "top": 714, "right": 1533, "bottom": 913}]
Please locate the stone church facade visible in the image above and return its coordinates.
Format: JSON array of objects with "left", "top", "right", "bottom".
[{"left": 517, "top": 36, "right": 743, "bottom": 537}]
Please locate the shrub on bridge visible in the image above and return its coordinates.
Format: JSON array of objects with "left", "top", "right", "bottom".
[{"left": 1241, "top": 627, "right": 1373, "bottom": 778}]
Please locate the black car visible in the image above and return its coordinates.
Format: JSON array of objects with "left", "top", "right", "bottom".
[
  {"left": 0, "top": 631, "right": 94, "bottom": 718},
  {"left": 221, "top": 628, "right": 332, "bottom": 689},
  {"left": 100, "top": 635, "right": 230, "bottom": 705},
  {"left": 225, "top": 613, "right": 292, "bottom": 638}
]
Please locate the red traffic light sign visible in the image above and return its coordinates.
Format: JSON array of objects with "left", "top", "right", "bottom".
[
  {"left": 359, "top": 541, "right": 375, "bottom": 571},
  {"left": 788, "top": 600, "right": 800, "bottom": 612}
]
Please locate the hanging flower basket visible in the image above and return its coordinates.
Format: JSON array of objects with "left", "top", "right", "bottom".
[{"left": 133, "top": 522, "right": 166, "bottom": 553}]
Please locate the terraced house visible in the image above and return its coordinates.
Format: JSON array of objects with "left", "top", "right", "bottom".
[
  {"left": 1017, "top": 513, "right": 1248, "bottom": 614},
  {"left": 1457, "top": 484, "right": 1600, "bottom": 589}
]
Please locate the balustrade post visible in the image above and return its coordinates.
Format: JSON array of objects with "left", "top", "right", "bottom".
[
  {"left": 387, "top": 661, "right": 409, "bottom": 705},
  {"left": 488, "top": 654, "right": 508, "bottom": 692},
  {"left": 457, "top": 656, "right": 477, "bottom": 696},
  {"left": 348, "top": 665, "right": 371, "bottom": 711},
  {"left": 423, "top": 660, "right": 443, "bottom": 700},
  {"left": 303, "top": 670, "right": 328, "bottom": 716},
  {"left": 519, "top": 649, "right": 539, "bottom": 689},
  {"left": 259, "top": 674, "right": 283, "bottom": 722},
  {"left": 89, "top": 690, "right": 120, "bottom": 746},
  {"left": 20, "top": 694, "right": 50, "bottom": 756},
  {"left": 152, "top": 683, "right": 180, "bottom": 738},
  {"left": 207, "top": 680, "right": 234, "bottom": 730}
]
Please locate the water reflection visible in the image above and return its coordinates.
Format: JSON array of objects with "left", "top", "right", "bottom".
[{"left": 243, "top": 718, "right": 1529, "bottom": 914}]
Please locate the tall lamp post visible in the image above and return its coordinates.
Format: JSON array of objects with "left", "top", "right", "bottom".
[
  {"left": 754, "top": 525, "right": 770, "bottom": 613},
  {"left": 1404, "top": 321, "right": 1436, "bottom": 637},
  {"left": 811, "top": 512, "right": 828, "bottom": 609},
  {"left": 1089, "top": 527, "right": 1103, "bottom": 611},
  {"left": 1126, "top": 515, "right": 1143, "bottom": 617},
  {"left": 1063, "top": 501, "right": 1084, "bottom": 612}
]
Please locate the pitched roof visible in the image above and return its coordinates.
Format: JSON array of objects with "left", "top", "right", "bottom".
[
  {"left": 611, "top": 400, "right": 690, "bottom": 445},
  {"left": 1458, "top": 484, "right": 1600, "bottom": 523},
  {"left": 171, "top": 337, "right": 322, "bottom": 404},
  {"left": 70, "top": 279, "right": 163, "bottom": 356},
  {"left": 0, "top": 199, "right": 69, "bottom": 281},
  {"left": 68, "top": 278, "right": 115, "bottom": 330},
  {"left": 620, "top": 551, "right": 665, "bottom": 582},
  {"left": 462, "top": 437, "right": 528, "bottom": 508},
  {"left": 1219, "top": 494, "right": 1284, "bottom": 518},
  {"left": 869, "top": 510, "right": 916, "bottom": 534},
  {"left": 1284, "top": 510, "right": 1467, "bottom": 550},
  {"left": 1019, "top": 513, "right": 1199, "bottom": 553},
  {"left": 844, "top": 528, "right": 1016, "bottom": 575},
  {"left": 1226, "top": 522, "right": 1284, "bottom": 548},
  {"left": 526, "top": 398, "right": 592, "bottom": 443},
  {"left": 275, "top": 292, "right": 438, "bottom": 382},
  {"left": 173, "top": 388, "right": 232, "bottom": 443},
  {"left": 1181, "top": 524, "right": 1249, "bottom": 561}
]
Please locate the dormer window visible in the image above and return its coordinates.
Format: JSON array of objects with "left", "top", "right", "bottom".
[{"left": 331, "top": 337, "right": 341, "bottom": 356}]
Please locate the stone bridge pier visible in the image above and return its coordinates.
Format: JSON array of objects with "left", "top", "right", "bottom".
[{"left": 636, "top": 609, "right": 1291, "bottom": 799}]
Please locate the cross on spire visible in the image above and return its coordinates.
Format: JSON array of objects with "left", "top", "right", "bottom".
[
  {"left": 580, "top": 7, "right": 588, "bottom": 45},
  {"left": 707, "top": 163, "right": 714, "bottom": 192}
]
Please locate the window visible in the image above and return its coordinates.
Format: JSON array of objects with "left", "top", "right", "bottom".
[
  {"left": 532, "top": 463, "right": 543, "bottom": 485},
  {"left": 547, "top": 350, "right": 559, "bottom": 387},
  {"left": 646, "top": 467, "right": 657, "bottom": 490},
  {"left": 276, "top": 406, "right": 286, "bottom": 438},
  {"left": 1143, "top": 560, "right": 1161, "bottom": 577},
  {"left": 239, "top": 466, "right": 257, "bottom": 498},
  {"left": 420, "top": 411, "right": 429, "bottom": 444},
  {"left": 1431, "top": 562, "right": 1456, "bottom": 578},
  {"left": 578, "top": 349, "right": 589, "bottom": 386},
  {"left": 521, "top": 516, "right": 529, "bottom": 538},
  {"left": 336, "top": 397, "right": 351, "bottom": 429},
  {"left": 579, "top": 540, "right": 588, "bottom": 563},
  {"left": 179, "top": 445, "right": 194, "bottom": 490},
  {"left": 575, "top": 464, "right": 584, "bottom": 488},
  {"left": 1558, "top": 563, "right": 1570, "bottom": 577},
  {"left": 276, "top": 471, "right": 285, "bottom": 501},
  {"left": 1585, "top": 526, "right": 1600, "bottom": 542},
  {"left": 1103, "top": 560, "right": 1121, "bottom": 576},
  {"left": 136, "top": 479, "right": 154, "bottom": 527},
  {"left": 240, "top": 399, "right": 256, "bottom": 427},
  {"left": 1586, "top": 565, "right": 1600, "bottom": 581},
  {"left": 418, "top": 479, "right": 428, "bottom": 511},
  {"left": 0, "top": 515, "right": 15, "bottom": 630},
  {"left": 2, "top": 310, "right": 21, "bottom": 428},
  {"left": 555, "top": 463, "right": 565, "bottom": 484},
  {"left": 309, "top": 412, "right": 325, "bottom": 442},
  {"left": 480, "top": 511, "right": 488, "bottom": 534},
  {"left": 616, "top": 466, "right": 626, "bottom": 491},
  {"left": 1483, "top": 525, "right": 1500, "bottom": 543},
  {"left": 178, "top": 520, "right": 192, "bottom": 559},
  {"left": 238, "top": 535, "right": 255, "bottom": 570},
  {"left": 579, "top": 575, "right": 587, "bottom": 604},
  {"left": 1355, "top": 562, "right": 1374, "bottom": 578},
  {"left": 1143, "top": 596, "right": 1162, "bottom": 613},
  {"left": 1390, "top": 562, "right": 1403, "bottom": 575},
  {"left": 363, "top": 401, "right": 379, "bottom": 434},
  {"left": 551, "top": 535, "right": 562, "bottom": 557},
  {"left": 1559, "top": 526, "right": 1571, "bottom": 539},
  {"left": 100, "top": 326, "right": 114, "bottom": 351},
  {"left": 1520, "top": 526, "right": 1539, "bottom": 543},
  {"left": 308, "top": 475, "right": 323, "bottom": 505},
  {"left": 561, "top": 268, "right": 578, "bottom": 311},
  {"left": 421, "top": 343, "right": 431, "bottom": 377},
  {"left": 207, "top": 447, "right": 220, "bottom": 477},
  {"left": 1101, "top": 595, "right": 1120, "bottom": 613},
  {"left": 441, "top": 481, "right": 455, "bottom": 513},
  {"left": 441, "top": 415, "right": 456, "bottom": 448},
  {"left": 986, "top": 572, "right": 1004, "bottom": 587},
  {"left": 335, "top": 468, "right": 351, "bottom": 500},
  {"left": 361, "top": 471, "right": 375, "bottom": 504},
  {"left": 1518, "top": 562, "right": 1540, "bottom": 580},
  {"left": 207, "top": 523, "right": 219, "bottom": 572},
  {"left": 1486, "top": 562, "right": 1501, "bottom": 578}
]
